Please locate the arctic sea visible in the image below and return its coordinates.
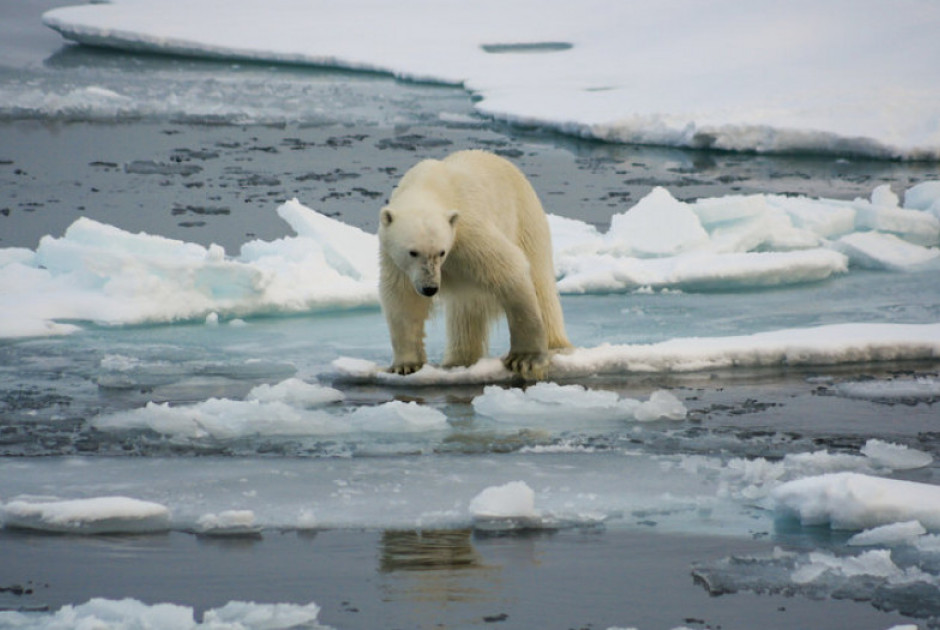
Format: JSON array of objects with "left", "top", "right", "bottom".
[{"left": 1, "top": 1, "right": 940, "bottom": 629}]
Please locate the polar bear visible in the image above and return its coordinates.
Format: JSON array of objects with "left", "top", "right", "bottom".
[{"left": 378, "top": 150, "right": 571, "bottom": 379}]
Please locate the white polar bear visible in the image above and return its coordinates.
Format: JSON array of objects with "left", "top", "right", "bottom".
[{"left": 378, "top": 150, "right": 571, "bottom": 379}]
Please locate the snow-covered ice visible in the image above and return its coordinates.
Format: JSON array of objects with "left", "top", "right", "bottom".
[
  {"left": 0, "top": 598, "right": 329, "bottom": 630},
  {"left": 40, "top": 0, "right": 940, "bottom": 159},
  {"left": 0, "top": 496, "right": 170, "bottom": 534},
  {"left": 773, "top": 473, "right": 940, "bottom": 531},
  {"left": 333, "top": 322, "right": 940, "bottom": 385},
  {"left": 3, "top": 183, "right": 937, "bottom": 340}
]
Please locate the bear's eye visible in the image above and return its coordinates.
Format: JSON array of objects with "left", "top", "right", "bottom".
[
  {"left": 439, "top": 250, "right": 446, "bottom": 257},
  {"left": 408, "top": 250, "right": 419, "bottom": 258}
]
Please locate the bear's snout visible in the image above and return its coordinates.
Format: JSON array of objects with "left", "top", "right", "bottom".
[{"left": 420, "top": 285, "right": 439, "bottom": 297}]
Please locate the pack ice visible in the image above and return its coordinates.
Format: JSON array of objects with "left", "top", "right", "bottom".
[
  {"left": 41, "top": 0, "right": 940, "bottom": 159},
  {"left": 2, "top": 183, "right": 938, "bottom": 344}
]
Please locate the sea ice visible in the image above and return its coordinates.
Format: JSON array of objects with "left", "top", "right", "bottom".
[
  {"left": 772, "top": 472, "right": 940, "bottom": 531},
  {"left": 3, "top": 183, "right": 939, "bottom": 338},
  {"left": 41, "top": 0, "right": 940, "bottom": 159},
  {"left": 471, "top": 382, "right": 641, "bottom": 423},
  {"left": 91, "top": 381, "right": 448, "bottom": 441},
  {"left": 468, "top": 480, "right": 542, "bottom": 531},
  {"left": 633, "top": 390, "right": 687, "bottom": 422},
  {"left": 836, "top": 377, "right": 940, "bottom": 405},
  {"left": 847, "top": 521, "right": 927, "bottom": 547},
  {"left": 0, "top": 598, "right": 329, "bottom": 630},
  {"left": 332, "top": 321, "right": 940, "bottom": 385},
  {"left": 246, "top": 378, "right": 344, "bottom": 407},
  {"left": 195, "top": 509, "right": 262, "bottom": 536},
  {"left": 860, "top": 439, "right": 933, "bottom": 471},
  {"left": 0, "top": 496, "right": 171, "bottom": 534}
]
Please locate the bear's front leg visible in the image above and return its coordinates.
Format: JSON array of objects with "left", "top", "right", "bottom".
[
  {"left": 381, "top": 262, "right": 432, "bottom": 375},
  {"left": 499, "top": 268, "right": 550, "bottom": 380}
]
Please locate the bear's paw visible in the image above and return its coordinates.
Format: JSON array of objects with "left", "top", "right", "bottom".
[{"left": 502, "top": 351, "right": 550, "bottom": 381}]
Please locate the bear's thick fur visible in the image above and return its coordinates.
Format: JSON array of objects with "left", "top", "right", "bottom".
[{"left": 378, "top": 150, "right": 570, "bottom": 379}]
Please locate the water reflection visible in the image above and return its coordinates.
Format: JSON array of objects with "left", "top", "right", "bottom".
[{"left": 378, "top": 528, "right": 503, "bottom": 618}]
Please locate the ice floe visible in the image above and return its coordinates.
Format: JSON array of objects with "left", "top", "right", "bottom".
[
  {"left": 2, "top": 183, "right": 938, "bottom": 339},
  {"left": 0, "top": 598, "right": 329, "bottom": 630},
  {"left": 41, "top": 0, "right": 940, "bottom": 159},
  {"left": 472, "top": 383, "right": 686, "bottom": 423},
  {"left": 91, "top": 379, "right": 448, "bottom": 441},
  {"left": 0, "top": 496, "right": 171, "bottom": 534},
  {"left": 773, "top": 472, "right": 940, "bottom": 531},
  {"left": 333, "top": 322, "right": 940, "bottom": 384},
  {"left": 835, "top": 377, "right": 940, "bottom": 405},
  {"left": 194, "top": 509, "right": 262, "bottom": 536},
  {"left": 847, "top": 521, "right": 928, "bottom": 547}
]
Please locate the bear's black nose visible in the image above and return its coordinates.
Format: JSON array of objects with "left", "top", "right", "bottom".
[{"left": 421, "top": 286, "right": 438, "bottom": 297}]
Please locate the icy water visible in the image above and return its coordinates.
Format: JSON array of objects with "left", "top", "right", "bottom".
[{"left": 2, "top": 2, "right": 940, "bottom": 629}]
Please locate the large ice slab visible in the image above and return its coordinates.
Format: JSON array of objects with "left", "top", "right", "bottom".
[
  {"left": 42, "top": 0, "right": 940, "bottom": 159},
  {"left": 333, "top": 322, "right": 940, "bottom": 384}
]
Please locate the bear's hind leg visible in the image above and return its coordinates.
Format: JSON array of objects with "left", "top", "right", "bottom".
[{"left": 442, "top": 295, "right": 494, "bottom": 368}]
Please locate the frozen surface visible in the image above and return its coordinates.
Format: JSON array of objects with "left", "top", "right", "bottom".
[
  {"left": 773, "top": 473, "right": 940, "bottom": 531},
  {"left": 0, "top": 496, "right": 170, "bottom": 534},
  {"left": 472, "top": 383, "right": 685, "bottom": 424},
  {"left": 848, "top": 521, "right": 928, "bottom": 547},
  {"left": 836, "top": 377, "right": 940, "bottom": 405},
  {"left": 3, "top": 184, "right": 938, "bottom": 339},
  {"left": 92, "top": 382, "right": 448, "bottom": 443},
  {"left": 334, "top": 322, "right": 940, "bottom": 384},
  {"left": 4, "top": 184, "right": 938, "bottom": 339},
  {"left": 0, "top": 598, "right": 329, "bottom": 630},
  {"left": 40, "top": 0, "right": 940, "bottom": 159}
]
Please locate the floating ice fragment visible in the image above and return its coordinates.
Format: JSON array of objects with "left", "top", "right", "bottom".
[
  {"left": 836, "top": 377, "right": 940, "bottom": 404},
  {"left": 1, "top": 496, "right": 171, "bottom": 534},
  {"left": 195, "top": 510, "right": 262, "bottom": 536},
  {"left": 790, "top": 548, "right": 905, "bottom": 584},
  {"left": 246, "top": 378, "right": 344, "bottom": 407},
  {"left": 772, "top": 472, "right": 940, "bottom": 531},
  {"left": 861, "top": 439, "right": 933, "bottom": 470},
  {"left": 847, "top": 521, "right": 927, "bottom": 547},
  {"left": 835, "top": 232, "right": 939, "bottom": 270},
  {"left": 472, "top": 382, "right": 639, "bottom": 423},
  {"left": 633, "top": 390, "right": 687, "bottom": 422},
  {"left": 348, "top": 401, "right": 449, "bottom": 433},
  {"left": 905, "top": 181, "right": 940, "bottom": 215},
  {"left": 469, "top": 481, "right": 540, "bottom": 530}
]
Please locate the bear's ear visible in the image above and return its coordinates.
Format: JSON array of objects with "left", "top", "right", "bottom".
[
  {"left": 448, "top": 210, "right": 459, "bottom": 227},
  {"left": 380, "top": 207, "right": 393, "bottom": 227}
]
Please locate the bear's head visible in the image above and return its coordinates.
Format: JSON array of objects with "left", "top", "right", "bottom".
[{"left": 379, "top": 206, "right": 459, "bottom": 297}]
